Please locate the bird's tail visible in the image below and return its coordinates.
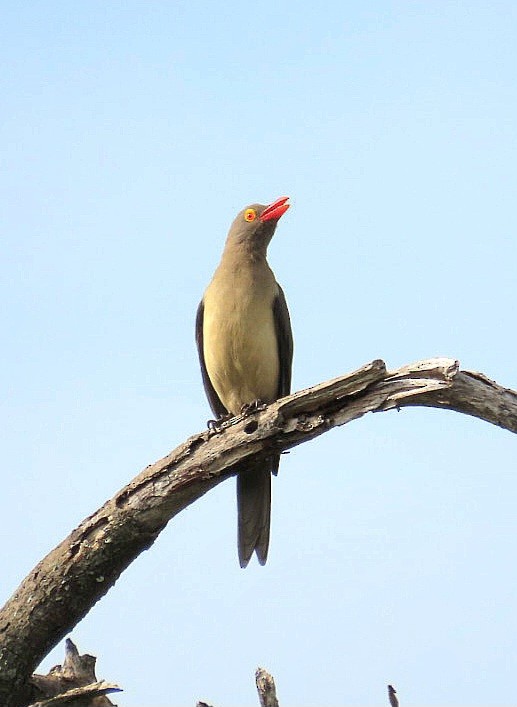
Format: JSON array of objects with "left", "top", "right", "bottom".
[{"left": 237, "top": 458, "right": 276, "bottom": 568}]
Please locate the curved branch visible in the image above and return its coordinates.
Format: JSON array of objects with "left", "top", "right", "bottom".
[{"left": 1, "top": 357, "right": 515, "bottom": 706}]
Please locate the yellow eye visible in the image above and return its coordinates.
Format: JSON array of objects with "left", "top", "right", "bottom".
[{"left": 244, "top": 208, "right": 256, "bottom": 222}]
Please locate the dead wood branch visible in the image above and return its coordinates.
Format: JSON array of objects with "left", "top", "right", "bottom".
[
  {"left": 388, "top": 684, "right": 399, "bottom": 707},
  {"left": 1, "top": 358, "right": 515, "bottom": 705},
  {"left": 27, "top": 639, "right": 120, "bottom": 707},
  {"left": 255, "top": 667, "right": 279, "bottom": 707},
  {"left": 198, "top": 669, "right": 396, "bottom": 706}
]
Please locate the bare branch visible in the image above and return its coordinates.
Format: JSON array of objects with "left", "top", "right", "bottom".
[
  {"left": 255, "top": 668, "right": 279, "bottom": 707},
  {"left": 28, "top": 639, "right": 120, "bottom": 707},
  {"left": 1, "top": 358, "right": 515, "bottom": 705},
  {"left": 28, "top": 683, "right": 120, "bottom": 707},
  {"left": 388, "top": 684, "right": 399, "bottom": 707}
]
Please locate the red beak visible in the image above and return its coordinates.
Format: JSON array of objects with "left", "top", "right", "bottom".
[{"left": 260, "top": 196, "right": 290, "bottom": 222}]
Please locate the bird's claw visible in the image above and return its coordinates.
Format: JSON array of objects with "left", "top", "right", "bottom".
[
  {"left": 206, "top": 401, "right": 266, "bottom": 435},
  {"left": 240, "top": 399, "right": 267, "bottom": 415},
  {"left": 207, "top": 413, "right": 233, "bottom": 433}
]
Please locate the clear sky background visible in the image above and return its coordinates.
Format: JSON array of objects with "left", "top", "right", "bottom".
[{"left": 1, "top": 2, "right": 517, "bottom": 705}]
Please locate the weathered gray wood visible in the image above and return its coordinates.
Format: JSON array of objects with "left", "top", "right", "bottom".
[
  {"left": 28, "top": 639, "right": 120, "bottom": 706},
  {"left": 255, "top": 667, "right": 279, "bottom": 707},
  {"left": 28, "top": 683, "right": 120, "bottom": 707},
  {"left": 1, "top": 358, "right": 515, "bottom": 706}
]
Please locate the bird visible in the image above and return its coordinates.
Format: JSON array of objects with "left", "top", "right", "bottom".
[{"left": 195, "top": 196, "right": 293, "bottom": 567}]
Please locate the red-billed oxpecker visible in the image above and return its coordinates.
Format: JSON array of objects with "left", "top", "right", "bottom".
[{"left": 196, "top": 196, "right": 293, "bottom": 567}]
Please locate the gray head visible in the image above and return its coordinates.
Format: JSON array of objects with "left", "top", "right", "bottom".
[{"left": 225, "top": 196, "right": 290, "bottom": 255}]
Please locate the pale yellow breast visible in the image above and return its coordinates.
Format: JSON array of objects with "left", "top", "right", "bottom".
[{"left": 203, "top": 261, "right": 280, "bottom": 415}]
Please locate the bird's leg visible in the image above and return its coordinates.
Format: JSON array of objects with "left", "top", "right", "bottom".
[{"left": 240, "top": 399, "right": 267, "bottom": 415}]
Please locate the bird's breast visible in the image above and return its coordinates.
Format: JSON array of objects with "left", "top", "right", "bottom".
[{"left": 202, "top": 266, "right": 280, "bottom": 415}]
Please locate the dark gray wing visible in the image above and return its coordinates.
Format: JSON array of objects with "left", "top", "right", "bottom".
[
  {"left": 268, "top": 284, "right": 293, "bottom": 479},
  {"left": 273, "top": 284, "right": 294, "bottom": 398},
  {"left": 195, "top": 299, "right": 228, "bottom": 419}
]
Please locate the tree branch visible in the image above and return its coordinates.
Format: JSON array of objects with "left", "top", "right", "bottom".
[
  {"left": 388, "top": 684, "right": 399, "bottom": 707},
  {"left": 255, "top": 668, "right": 279, "bottom": 707},
  {"left": 1, "top": 358, "right": 515, "bottom": 705},
  {"left": 27, "top": 638, "right": 120, "bottom": 707}
]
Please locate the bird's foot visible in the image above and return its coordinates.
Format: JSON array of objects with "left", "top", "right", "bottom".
[
  {"left": 207, "top": 412, "right": 233, "bottom": 433},
  {"left": 240, "top": 399, "right": 267, "bottom": 416}
]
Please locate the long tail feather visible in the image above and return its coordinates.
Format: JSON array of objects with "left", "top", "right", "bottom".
[{"left": 237, "top": 458, "right": 276, "bottom": 567}]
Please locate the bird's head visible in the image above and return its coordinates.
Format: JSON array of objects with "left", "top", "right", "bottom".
[{"left": 225, "top": 196, "right": 290, "bottom": 254}]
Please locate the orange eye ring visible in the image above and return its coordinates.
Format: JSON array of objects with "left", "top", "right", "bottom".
[{"left": 244, "top": 208, "right": 256, "bottom": 222}]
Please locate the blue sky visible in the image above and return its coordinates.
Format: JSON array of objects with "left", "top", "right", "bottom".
[{"left": 1, "top": 1, "right": 517, "bottom": 705}]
